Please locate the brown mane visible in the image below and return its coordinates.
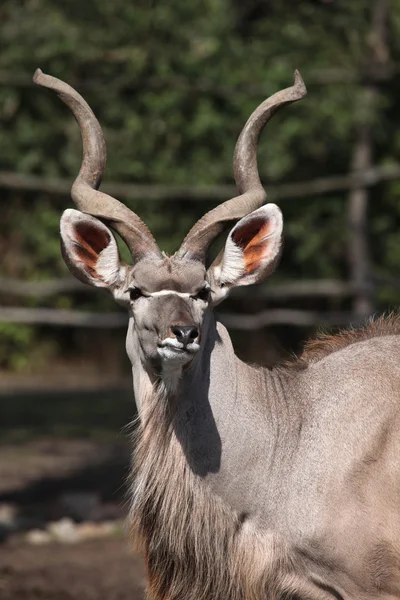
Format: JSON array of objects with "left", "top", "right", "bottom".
[{"left": 299, "top": 313, "right": 400, "bottom": 365}]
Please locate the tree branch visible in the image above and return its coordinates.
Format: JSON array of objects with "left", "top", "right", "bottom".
[
  {"left": 0, "top": 277, "right": 366, "bottom": 300},
  {"left": 218, "top": 309, "right": 366, "bottom": 329},
  {"left": 0, "top": 306, "right": 369, "bottom": 329},
  {"left": 0, "top": 277, "right": 89, "bottom": 298},
  {"left": 0, "top": 307, "right": 127, "bottom": 328},
  {"left": 347, "top": 0, "right": 390, "bottom": 317},
  {"left": 0, "top": 164, "right": 399, "bottom": 202}
]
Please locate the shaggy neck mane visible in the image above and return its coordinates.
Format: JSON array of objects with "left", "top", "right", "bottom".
[
  {"left": 129, "top": 378, "right": 334, "bottom": 600},
  {"left": 291, "top": 314, "right": 400, "bottom": 367}
]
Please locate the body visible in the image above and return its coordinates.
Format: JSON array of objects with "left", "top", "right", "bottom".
[
  {"left": 32, "top": 70, "right": 400, "bottom": 599},
  {"left": 130, "top": 315, "right": 400, "bottom": 599}
]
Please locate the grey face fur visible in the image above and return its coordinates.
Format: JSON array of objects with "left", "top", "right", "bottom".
[{"left": 126, "top": 256, "right": 210, "bottom": 369}]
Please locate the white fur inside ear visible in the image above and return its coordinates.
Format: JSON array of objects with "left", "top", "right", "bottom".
[
  {"left": 219, "top": 236, "right": 245, "bottom": 285},
  {"left": 215, "top": 203, "right": 283, "bottom": 290},
  {"left": 96, "top": 243, "right": 121, "bottom": 286},
  {"left": 60, "top": 208, "right": 121, "bottom": 288}
]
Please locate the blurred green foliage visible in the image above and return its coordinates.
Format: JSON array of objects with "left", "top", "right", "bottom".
[{"left": 1, "top": 0, "right": 400, "bottom": 370}]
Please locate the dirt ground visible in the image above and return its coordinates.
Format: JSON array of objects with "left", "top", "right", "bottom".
[
  {"left": 0, "top": 437, "right": 146, "bottom": 599},
  {"left": 0, "top": 538, "right": 146, "bottom": 599}
]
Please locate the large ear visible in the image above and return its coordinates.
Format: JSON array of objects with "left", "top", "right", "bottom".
[
  {"left": 60, "top": 208, "right": 125, "bottom": 290},
  {"left": 208, "top": 204, "right": 283, "bottom": 304}
]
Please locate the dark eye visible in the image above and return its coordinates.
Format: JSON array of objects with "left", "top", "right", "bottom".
[
  {"left": 129, "top": 287, "right": 143, "bottom": 301},
  {"left": 195, "top": 287, "right": 210, "bottom": 302}
]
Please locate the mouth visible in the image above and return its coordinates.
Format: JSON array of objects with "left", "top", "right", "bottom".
[{"left": 157, "top": 340, "right": 200, "bottom": 363}]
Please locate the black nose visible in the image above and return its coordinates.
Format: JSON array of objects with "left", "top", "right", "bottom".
[{"left": 171, "top": 325, "right": 199, "bottom": 346}]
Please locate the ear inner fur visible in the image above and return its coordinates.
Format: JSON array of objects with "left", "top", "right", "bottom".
[
  {"left": 71, "top": 221, "right": 112, "bottom": 280},
  {"left": 215, "top": 205, "right": 283, "bottom": 292},
  {"left": 60, "top": 209, "right": 123, "bottom": 288},
  {"left": 232, "top": 217, "right": 276, "bottom": 275},
  {"left": 74, "top": 221, "right": 111, "bottom": 254}
]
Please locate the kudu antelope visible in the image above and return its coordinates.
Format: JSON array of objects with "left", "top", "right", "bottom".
[{"left": 33, "top": 68, "right": 400, "bottom": 599}]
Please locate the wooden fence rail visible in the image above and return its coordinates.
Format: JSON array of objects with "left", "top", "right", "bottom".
[
  {"left": 0, "top": 277, "right": 378, "bottom": 330},
  {"left": 0, "top": 164, "right": 399, "bottom": 202},
  {"left": 2, "top": 275, "right": 399, "bottom": 301},
  {"left": 0, "top": 306, "right": 368, "bottom": 329},
  {"left": 0, "top": 274, "right": 398, "bottom": 330},
  {"left": 0, "top": 277, "right": 361, "bottom": 300}
]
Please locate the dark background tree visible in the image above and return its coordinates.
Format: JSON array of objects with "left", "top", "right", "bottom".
[{"left": 1, "top": 0, "right": 400, "bottom": 374}]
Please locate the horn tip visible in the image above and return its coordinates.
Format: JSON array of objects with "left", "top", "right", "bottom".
[
  {"left": 33, "top": 69, "right": 56, "bottom": 91},
  {"left": 293, "top": 70, "right": 307, "bottom": 98},
  {"left": 33, "top": 68, "right": 47, "bottom": 86}
]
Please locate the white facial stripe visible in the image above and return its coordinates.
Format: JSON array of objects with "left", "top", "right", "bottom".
[{"left": 144, "top": 290, "right": 192, "bottom": 298}]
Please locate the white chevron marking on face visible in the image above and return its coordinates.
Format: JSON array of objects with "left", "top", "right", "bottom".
[{"left": 144, "top": 290, "right": 192, "bottom": 298}]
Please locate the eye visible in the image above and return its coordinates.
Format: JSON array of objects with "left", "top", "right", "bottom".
[
  {"left": 129, "top": 287, "right": 143, "bottom": 301},
  {"left": 194, "top": 286, "right": 210, "bottom": 302}
]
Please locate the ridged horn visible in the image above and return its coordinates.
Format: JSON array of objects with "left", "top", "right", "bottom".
[
  {"left": 33, "top": 69, "right": 162, "bottom": 261},
  {"left": 177, "top": 71, "right": 306, "bottom": 262}
]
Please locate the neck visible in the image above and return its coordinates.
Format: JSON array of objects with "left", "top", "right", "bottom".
[
  {"left": 175, "top": 315, "right": 300, "bottom": 516},
  {"left": 128, "top": 315, "right": 321, "bottom": 599},
  {"left": 129, "top": 312, "right": 301, "bottom": 519}
]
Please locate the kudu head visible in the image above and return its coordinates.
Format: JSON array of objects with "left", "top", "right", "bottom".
[{"left": 33, "top": 69, "right": 306, "bottom": 374}]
